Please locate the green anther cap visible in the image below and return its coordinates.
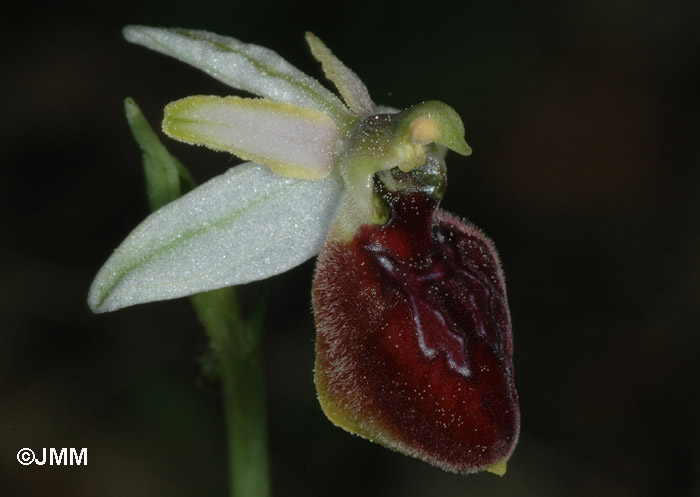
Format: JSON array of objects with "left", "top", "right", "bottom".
[{"left": 397, "top": 100, "right": 472, "bottom": 158}]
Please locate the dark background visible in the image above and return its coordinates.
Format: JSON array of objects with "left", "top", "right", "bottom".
[{"left": 2, "top": 1, "right": 699, "bottom": 496}]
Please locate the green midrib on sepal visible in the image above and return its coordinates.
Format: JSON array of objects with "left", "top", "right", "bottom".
[
  {"left": 91, "top": 180, "right": 299, "bottom": 311},
  {"left": 166, "top": 29, "right": 355, "bottom": 128}
]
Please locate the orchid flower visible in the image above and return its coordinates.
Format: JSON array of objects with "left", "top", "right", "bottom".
[{"left": 89, "top": 26, "right": 519, "bottom": 475}]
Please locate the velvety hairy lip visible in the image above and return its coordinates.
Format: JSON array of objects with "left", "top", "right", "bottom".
[{"left": 313, "top": 188, "right": 519, "bottom": 474}]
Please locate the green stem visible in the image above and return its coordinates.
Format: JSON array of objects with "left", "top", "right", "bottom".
[{"left": 191, "top": 287, "right": 271, "bottom": 497}]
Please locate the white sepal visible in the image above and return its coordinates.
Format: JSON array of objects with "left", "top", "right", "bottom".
[
  {"left": 123, "top": 26, "right": 353, "bottom": 125},
  {"left": 163, "top": 96, "right": 340, "bottom": 180},
  {"left": 88, "top": 162, "right": 342, "bottom": 312}
]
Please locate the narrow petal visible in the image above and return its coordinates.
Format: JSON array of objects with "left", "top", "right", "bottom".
[
  {"left": 89, "top": 163, "right": 342, "bottom": 313},
  {"left": 163, "top": 96, "right": 340, "bottom": 180},
  {"left": 123, "top": 26, "right": 354, "bottom": 125},
  {"left": 305, "top": 32, "right": 375, "bottom": 117}
]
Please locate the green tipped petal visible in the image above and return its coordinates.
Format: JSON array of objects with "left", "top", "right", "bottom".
[
  {"left": 123, "top": 25, "right": 354, "bottom": 126},
  {"left": 163, "top": 96, "right": 340, "bottom": 180},
  {"left": 305, "top": 32, "right": 375, "bottom": 117}
]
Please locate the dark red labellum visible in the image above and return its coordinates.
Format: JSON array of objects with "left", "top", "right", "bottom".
[{"left": 313, "top": 169, "right": 519, "bottom": 474}]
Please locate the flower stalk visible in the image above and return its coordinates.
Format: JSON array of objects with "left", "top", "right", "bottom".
[{"left": 191, "top": 288, "right": 270, "bottom": 497}]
